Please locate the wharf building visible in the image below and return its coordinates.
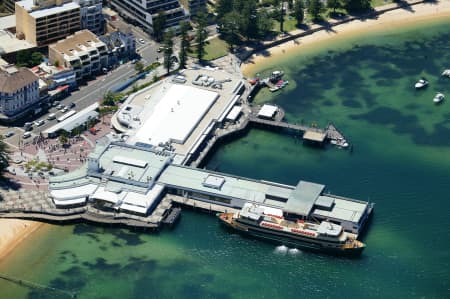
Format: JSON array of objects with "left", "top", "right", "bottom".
[
  {"left": 48, "top": 29, "right": 108, "bottom": 81},
  {"left": 15, "top": 0, "right": 81, "bottom": 47},
  {"left": 109, "top": 0, "right": 189, "bottom": 34},
  {"left": 0, "top": 64, "right": 40, "bottom": 121},
  {"left": 49, "top": 68, "right": 373, "bottom": 235}
]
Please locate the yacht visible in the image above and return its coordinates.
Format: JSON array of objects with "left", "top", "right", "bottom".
[
  {"left": 441, "top": 69, "right": 450, "bottom": 77},
  {"left": 433, "top": 92, "right": 444, "bottom": 104},
  {"left": 415, "top": 78, "right": 428, "bottom": 89}
]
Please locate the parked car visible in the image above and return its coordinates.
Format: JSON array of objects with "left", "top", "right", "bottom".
[
  {"left": 4, "top": 131, "right": 14, "bottom": 138},
  {"left": 52, "top": 101, "right": 60, "bottom": 107},
  {"left": 34, "top": 120, "right": 45, "bottom": 126},
  {"left": 138, "top": 38, "right": 145, "bottom": 44},
  {"left": 23, "top": 131, "right": 32, "bottom": 139},
  {"left": 61, "top": 107, "right": 69, "bottom": 113},
  {"left": 157, "top": 46, "right": 164, "bottom": 53},
  {"left": 47, "top": 113, "right": 56, "bottom": 120},
  {"left": 56, "top": 104, "right": 64, "bottom": 110},
  {"left": 68, "top": 102, "right": 76, "bottom": 108}
]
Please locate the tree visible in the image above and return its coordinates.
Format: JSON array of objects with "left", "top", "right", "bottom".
[
  {"left": 308, "top": 0, "right": 324, "bottom": 21},
  {"left": 274, "top": 0, "right": 285, "bottom": 32},
  {"left": 293, "top": 0, "right": 305, "bottom": 26},
  {"left": 31, "top": 52, "right": 44, "bottom": 66},
  {"left": 216, "top": 0, "right": 234, "bottom": 22},
  {"left": 0, "top": 136, "right": 10, "bottom": 175},
  {"left": 344, "top": 0, "right": 371, "bottom": 12},
  {"left": 257, "top": 8, "right": 273, "bottom": 37},
  {"left": 152, "top": 12, "right": 166, "bottom": 42},
  {"left": 328, "top": 0, "right": 341, "bottom": 13},
  {"left": 16, "top": 50, "right": 44, "bottom": 67},
  {"left": 58, "top": 131, "right": 69, "bottom": 145},
  {"left": 194, "top": 10, "right": 209, "bottom": 62},
  {"left": 220, "top": 11, "right": 241, "bottom": 51},
  {"left": 178, "top": 21, "right": 192, "bottom": 69},
  {"left": 135, "top": 61, "right": 144, "bottom": 73},
  {"left": 163, "top": 30, "right": 174, "bottom": 74},
  {"left": 239, "top": 0, "right": 259, "bottom": 40}
]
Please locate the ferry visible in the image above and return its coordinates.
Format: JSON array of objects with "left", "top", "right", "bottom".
[{"left": 218, "top": 203, "right": 366, "bottom": 256}]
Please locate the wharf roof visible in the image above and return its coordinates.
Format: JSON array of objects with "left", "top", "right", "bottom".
[
  {"left": 158, "top": 165, "right": 294, "bottom": 204},
  {"left": 312, "top": 195, "right": 367, "bottom": 223},
  {"left": 285, "top": 181, "right": 325, "bottom": 216},
  {"left": 0, "top": 66, "right": 38, "bottom": 93}
]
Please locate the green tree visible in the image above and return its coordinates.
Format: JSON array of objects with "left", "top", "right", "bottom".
[
  {"left": 58, "top": 131, "right": 69, "bottom": 145},
  {"left": 274, "top": 0, "right": 285, "bottom": 32},
  {"left": 178, "top": 21, "right": 192, "bottom": 69},
  {"left": 257, "top": 8, "right": 273, "bottom": 37},
  {"left": 31, "top": 52, "right": 44, "bottom": 66},
  {"left": 163, "top": 30, "right": 174, "bottom": 74},
  {"left": 135, "top": 61, "right": 144, "bottom": 73},
  {"left": 152, "top": 11, "right": 166, "bottom": 42},
  {"left": 220, "top": 11, "right": 241, "bottom": 51},
  {"left": 0, "top": 136, "right": 10, "bottom": 175},
  {"left": 293, "top": 0, "right": 305, "bottom": 26},
  {"left": 308, "top": 0, "right": 324, "bottom": 21},
  {"left": 194, "top": 10, "right": 209, "bottom": 62},
  {"left": 239, "top": 0, "right": 259, "bottom": 40},
  {"left": 216, "top": 0, "right": 234, "bottom": 21},
  {"left": 328, "top": 0, "right": 341, "bottom": 13},
  {"left": 344, "top": 0, "right": 371, "bottom": 12}
]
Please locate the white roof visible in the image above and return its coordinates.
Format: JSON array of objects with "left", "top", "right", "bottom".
[
  {"left": 0, "top": 15, "right": 16, "bottom": 30},
  {"left": 0, "top": 30, "right": 34, "bottom": 55},
  {"left": 91, "top": 186, "right": 122, "bottom": 204},
  {"left": 53, "top": 197, "right": 86, "bottom": 206},
  {"left": 120, "top": 184, "right": 164, "bottom": 214},
  {"left": 131, "top": 85, "right": 218, "bottom": 146},
  {"left": 50, "top": 183, "right": 98, "bottom": 200},
  {"left": 226, "top": 106, "right": 242, "bottom": 121},
  {"left": 113, "top": 156, "right": 147, "bottom": 168},
  {"left": 258, "top": 104, "right": 278, "bottom": 118},
  {"left": 17, "top": 0, "right": 81, "bottom": 19}
]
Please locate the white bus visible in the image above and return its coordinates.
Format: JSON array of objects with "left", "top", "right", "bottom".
[{"left": 57, "top": 110, "right": 76, "bottom": 122}]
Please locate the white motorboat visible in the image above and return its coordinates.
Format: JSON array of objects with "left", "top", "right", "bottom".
[
  {"left": 433, "top": 92, "right": 445, "bottom": 104},
  {"left": 415, "top": 79, "right": 428, "bottom": 89},
  {"left": 442, "top": 69, "right": 450, "bottom": 77}
]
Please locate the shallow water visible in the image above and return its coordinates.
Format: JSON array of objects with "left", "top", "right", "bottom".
[{"left": 1, "top": 19, "right": 450, "bottom": 299}]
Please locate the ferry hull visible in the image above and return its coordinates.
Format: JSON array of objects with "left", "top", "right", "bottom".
[{"left": 218, "top": 214, "right": 365, "bottom": 257}]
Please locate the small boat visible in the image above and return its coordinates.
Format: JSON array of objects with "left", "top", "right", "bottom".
[
  {"left": 415, "top": 78, "right": 428, "bottom": 89},
  {"left": 441, "top": 69, "right": 450, "bottom": 77},
  {"left": 433, "top": 92, "right": 444, "bottom": 104}
]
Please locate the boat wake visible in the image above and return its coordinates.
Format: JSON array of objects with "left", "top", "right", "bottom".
[{"left": 274, "top": 245, "right": 302, "bottom": 256}]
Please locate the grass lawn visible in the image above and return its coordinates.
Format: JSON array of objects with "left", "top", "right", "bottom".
[
  {"left": 190, "top": 37, "right": 229, "bottom": 61},
  {"left": 371, "top": 0, "right": 393, "bottom": 7},
  {"left": 273, "top": 16, "right": 299, "bottom": 33}
]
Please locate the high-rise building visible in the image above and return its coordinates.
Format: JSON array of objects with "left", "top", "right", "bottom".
[
  {"left": 0, "top": 64, "right": 39, "bottom": 118},
  {"left": 74, "top": 0, "right": 104, "bottom": 35},
  {"left": 4, "top": 0, "right": 20, "bottom": 13},
  {"left": 109, "top": 0, "right": 188, "bottom": 34},
  {"left": 15, "top": 0, "right": 81, "bottom": 47}
]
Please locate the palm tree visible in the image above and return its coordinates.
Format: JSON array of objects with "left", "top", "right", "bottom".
[{"left": 0, "top": 136, "right": 10, "bottom": 175}]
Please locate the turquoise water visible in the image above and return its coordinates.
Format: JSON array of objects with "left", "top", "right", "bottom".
[{"left": 1, "top": 20, "right": 450, "bottom": 299}]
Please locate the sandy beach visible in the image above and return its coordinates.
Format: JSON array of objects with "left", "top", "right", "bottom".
[
  {"left": 0, "top": 219, "right": 43, "bottom": 261},
  {"left": 242, "top": 0, "right": 450, "bottom": 76}
]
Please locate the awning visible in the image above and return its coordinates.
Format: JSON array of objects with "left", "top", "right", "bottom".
[{"left": 53, "top": 197, "right": 86, "bottom": 206}]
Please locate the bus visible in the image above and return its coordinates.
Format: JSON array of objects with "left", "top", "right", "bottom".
[{"left": 57, "top": 110, "right": 76, "bottom": 122}]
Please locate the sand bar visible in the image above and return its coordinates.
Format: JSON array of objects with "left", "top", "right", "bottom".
[
  {"left": 0, "top": 219, "right": 44, "bottom": 261},
  {"left": 241, "top": 0, "right": 450, "bottom": 76}
]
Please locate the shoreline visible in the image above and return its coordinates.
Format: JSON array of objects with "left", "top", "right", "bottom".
[
  {"left": 241, "top": 1, "right": 450, "bottom": 76},
  {"left": 0, "top": 219, "right": 44, "bottom": 261}
]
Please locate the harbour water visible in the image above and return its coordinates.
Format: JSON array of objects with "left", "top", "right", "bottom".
[{"left": 1, "top": 19, "right": 450, "bottom": 299}]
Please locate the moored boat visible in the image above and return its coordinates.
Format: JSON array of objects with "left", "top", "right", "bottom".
[
  {"left": 441, "top": 69, "right": 450, "bottom": 77},
  {"left": 415, "top": 78, "right": 428, "bottom": 89},
  {"left": 433, "top": 92, "right": 444, "bottom": 104},
  {"left": 218, "top": 203, "right": 366, "bottom": 256}
]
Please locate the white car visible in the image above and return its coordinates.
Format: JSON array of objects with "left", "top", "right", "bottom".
[
  {"left": 138, "top": 38, "right": 145, "bottom": 44},
  {"left": 34, "top": 120, "right": 45, "bottom": 126},
  {"left": 61, "top": 107, "right": 69, "bottom": 113}
]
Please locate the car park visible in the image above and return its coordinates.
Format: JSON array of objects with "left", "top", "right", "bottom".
[{"left": 4, "top": 131, "right": 14, "bottom": 138}]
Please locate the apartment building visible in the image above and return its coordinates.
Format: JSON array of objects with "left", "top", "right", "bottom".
[
  {"left": 109, "top": 0, "right": 188, "bottom": 34},
  {"left": 74, "top": 0, "right": 104, "bottom": 35},
  {"left": 0, "top": 64, "right": 39, "bottom": 118},
  {"left": 100, "top": 26, "right": 136, "bottom": 67},
  {"left": 15, "top": 0, "right": 81, "bottom": 47},
  {"left": 48, "top": 29, "right": 108, "bottom": 81}
]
